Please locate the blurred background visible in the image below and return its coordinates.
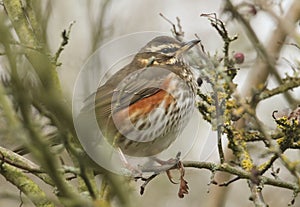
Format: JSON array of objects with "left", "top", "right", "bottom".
[{"left": 1, "top": 0, "right": 300, "bottom": 206}]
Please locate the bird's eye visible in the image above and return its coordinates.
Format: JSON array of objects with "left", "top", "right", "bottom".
[
  {"left": 160, "top": 48, "right": 170, "bottom": 53},
  {"left": 160, "top": 47, "right": 178, "bottom": 54}
]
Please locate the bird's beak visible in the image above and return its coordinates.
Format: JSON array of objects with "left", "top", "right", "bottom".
[{"left": 174, "top": 39, "right": 200, "bottom": 57}]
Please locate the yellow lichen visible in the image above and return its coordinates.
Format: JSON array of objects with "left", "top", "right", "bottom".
[
  {"left": 240, "top": 151, "right": 254, "bottom": 171},
  {"left": 276, "top": 137, "right": 284, "bottom": 145}
]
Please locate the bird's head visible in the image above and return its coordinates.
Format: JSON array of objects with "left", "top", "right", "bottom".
[{"left": 134, "top": 36, "right": 200, "bottom": 66}]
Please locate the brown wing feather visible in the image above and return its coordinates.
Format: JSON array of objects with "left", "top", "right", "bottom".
[{"left": 93, "top": 68, "right": 168, "bottom": 118}]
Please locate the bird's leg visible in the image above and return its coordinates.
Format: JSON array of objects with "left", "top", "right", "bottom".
[
  {"left": 137, "top": 152, "right": 181, "bottom": 184},
  {"left": 152, "top": 152, "right": 181, "bottom": 166},
  {"left": 150, "top": 152, "right": 181, "bottom": 183},
  {"left": 116, "top": 147, "right": 142, "bottom": 177},
  {"left": 138, "top": 152, "right": 181, "bottom": 174}
]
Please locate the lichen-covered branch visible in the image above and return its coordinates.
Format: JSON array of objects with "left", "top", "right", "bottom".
[
  {"left": 224, "top": 0, "right": 300, "bottom": 106},
  {"left": 197, "top": 5, "right": 300, "bottom": 206},
  {"left": 258, "top": 76, "right": 300, "bottom": 102},
  {"left": 0, "top": 162, "right": 55, "bottom": 207},
  {"left": 3, "top": 0, "right": 61, "bottom": 92},
  {"left": 183, "top": 161, "right": 300, "bottom": 193}
]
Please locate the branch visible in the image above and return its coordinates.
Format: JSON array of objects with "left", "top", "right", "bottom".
[
  {"left": 0, "top": 146, "right": 54, "bottom": 185},
  {"left": 0, "top": 162, "right": 55, "bottom": 207},
  {"left": 224, "top": 0, "right": 300, "bottom": 106},
  {"left": 3, "top": 0, "right": 61, "bottom": 92},
  {"left": 183, "top": 161, "right": 300, "bottom": 193},
  {"left": 159, "top": 13, "right": 185, "bottom": 41},
  {"left": 53, "top": 21, "right": 75, "bottom": 64},
  {"left": 249, "top": 183, "right": 268, "bottom": 207},
  {"left": 89, "top": 0, "right": 112, "bottom": 52},
  {"left": 258, "top": 76, "right": 300, "bottom": 101}
]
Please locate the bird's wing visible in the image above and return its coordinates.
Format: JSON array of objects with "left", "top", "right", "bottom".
[{"left": 81, "top": 67, "right": 171, "bottom": 120}]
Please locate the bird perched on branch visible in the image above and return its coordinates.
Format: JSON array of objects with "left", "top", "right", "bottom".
[{"left": 92, "top": 36, "right": 200, "bottom": 157}]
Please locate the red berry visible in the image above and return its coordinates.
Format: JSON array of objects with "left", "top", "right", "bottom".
[{"left": 234, "top": 52, "right": 245, "bottom": 64}]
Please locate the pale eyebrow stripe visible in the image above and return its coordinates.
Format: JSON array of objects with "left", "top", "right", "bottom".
[{"left": 144, "top": 44, "right": 181, "bottom": 52}]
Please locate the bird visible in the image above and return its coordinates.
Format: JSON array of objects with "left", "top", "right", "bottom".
[{"left": 90, "top": 36, "right": 200, "bottom": 157}]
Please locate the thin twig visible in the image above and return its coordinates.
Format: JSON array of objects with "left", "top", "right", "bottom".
[
  {"left": 159, "top": 13, "right": 184, "bottom": 41},
  {"left": 138, "top": 173, "right": 159, "bottom": 195},
  {"left": 53, "top": 21, "right": 75, "bottom": 64},
  {"left": 219, "top": 177, "right": 240, "bottom": 187},
  {"left": 89, "top": 0, "right": 112, "bottom": 52}
]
